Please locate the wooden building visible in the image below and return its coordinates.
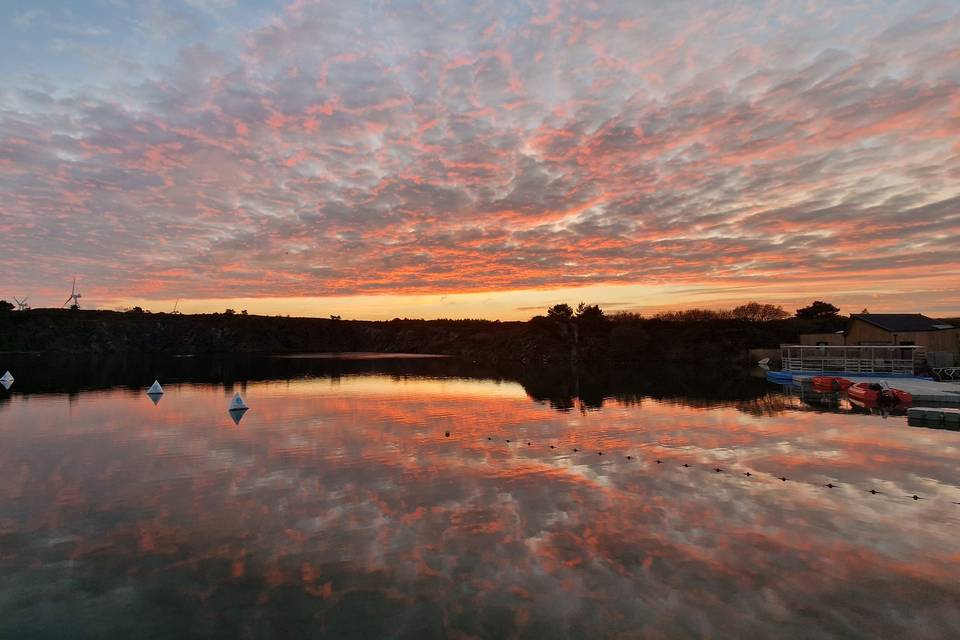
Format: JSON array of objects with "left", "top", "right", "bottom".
[
  {"left": 798, "top": 314, "right": 959, "bottom": 367},
  {"left": 799, "top": 331, "right": 845, "bottom": 346},
  {"left": 845, "top": 314, "right": 959, "bottom": 352}
]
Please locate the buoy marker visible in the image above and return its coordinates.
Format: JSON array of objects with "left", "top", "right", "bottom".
[
  {"left": 227, "top": 393, "right": 249, "bottom": 425},
  {"left": 229, "top": 392, "right": 249, "bottom": 411}
]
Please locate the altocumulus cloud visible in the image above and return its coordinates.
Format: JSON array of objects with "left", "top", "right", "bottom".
[{"left": 0, "top": 0, "right": 958, "bottom": 306}]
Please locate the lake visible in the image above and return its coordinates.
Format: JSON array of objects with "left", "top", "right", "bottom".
[{"left": 1, "top": 354, "right": 958, "bottom": 639}]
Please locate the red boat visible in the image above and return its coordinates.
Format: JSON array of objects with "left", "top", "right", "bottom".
[
  {"left": 812, "top": 376, "right": 853, "bottom": 391},
  {"left": 846, "top": 382, "right": 912, "bottom": 406}
]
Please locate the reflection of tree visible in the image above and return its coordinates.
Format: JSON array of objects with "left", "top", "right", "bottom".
[
  {"left": 3, "top": 353, "right": 780, "bottom": 414},
  {"left": 515, "top": 362, "right": 771, "bottom": 412}
]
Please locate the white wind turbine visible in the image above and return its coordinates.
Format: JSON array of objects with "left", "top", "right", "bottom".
[
  {"left": 63, "top": 277, "right": 82, "bottom": 310},
  {"left": 13, "top": 296, "right": 29, "bottom": 311}
]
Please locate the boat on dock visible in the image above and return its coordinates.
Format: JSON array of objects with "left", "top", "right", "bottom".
[
  {"left": 846, "top": 382, "right": 912, "bottom": 407},
  {"left": 811, "top": 375, "right": 853, "bottom": 391}
]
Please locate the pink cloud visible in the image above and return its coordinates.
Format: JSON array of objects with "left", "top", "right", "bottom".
[{"left": 0, "top": 1, "right": 957, "bottom": 313}]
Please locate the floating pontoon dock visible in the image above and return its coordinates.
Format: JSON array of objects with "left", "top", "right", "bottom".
[
  {"left": 767, "top": 344, "right": 960, "bottom": 405},
  {"left": 792, "top": 374, "right": 960, "bottom": 405},
  {"left": 908, "top": 407, "right": 960, "bottom": 430}
]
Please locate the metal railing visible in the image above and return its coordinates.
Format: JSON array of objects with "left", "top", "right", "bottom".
[
  {"left": 932, "top": 368, "right": 960, "bottom": 383},
  {"left": 780, "top": 345, "right": 924, "bottom": 375}
]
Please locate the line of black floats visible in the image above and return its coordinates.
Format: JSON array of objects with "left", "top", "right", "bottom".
[{"left": 472, "top": 433, "right": 952, "bottom": 506}]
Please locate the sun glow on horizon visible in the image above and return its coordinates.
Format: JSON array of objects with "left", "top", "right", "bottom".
[{"left": 103, "top": 271, "right": 960, "bottom": 321}]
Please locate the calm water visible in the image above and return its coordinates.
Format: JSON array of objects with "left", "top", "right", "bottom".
[{"left": 1, "top": 355, "right": 958, "bottom": 639}]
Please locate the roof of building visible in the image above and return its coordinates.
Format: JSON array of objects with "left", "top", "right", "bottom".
[{"left": 850, "top": 314, "right": 955, "bottom": 332}]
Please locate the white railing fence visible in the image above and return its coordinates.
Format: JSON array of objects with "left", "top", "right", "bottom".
[{"left": 780, "top": 345, "right": 924, "bottom": 375}]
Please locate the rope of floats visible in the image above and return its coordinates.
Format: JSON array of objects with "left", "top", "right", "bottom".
[{"left": 472, "top": 433, "right": 960, "bottom": 507}]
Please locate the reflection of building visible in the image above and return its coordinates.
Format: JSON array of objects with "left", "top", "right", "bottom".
[{"left": 798, "top": 314, "right": 959, "bottom": 367}]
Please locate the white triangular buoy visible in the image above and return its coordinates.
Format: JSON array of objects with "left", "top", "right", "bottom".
[
  {"left": 0, "top": 371, "right": 13, "bottom": 384},
  {"left": 147, "top": 380, "right": 164, "bottom": 395},
  {"left": 229, "top": 392, "right": 248, "bottom": 411}
]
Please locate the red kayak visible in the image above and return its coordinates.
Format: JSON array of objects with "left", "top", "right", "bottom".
[
  {"left": 846, "top": 382, "right": 912, "bottom": 407},
  {"left": 812, "top": 376, "right": 853, "bottom": 391}
]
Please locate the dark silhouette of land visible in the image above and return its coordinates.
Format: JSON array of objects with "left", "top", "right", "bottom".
[{"left": 0, "top": 305, "right": 847, "bottom": 365}]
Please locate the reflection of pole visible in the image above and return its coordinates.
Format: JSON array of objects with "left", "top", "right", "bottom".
[{"left": 573, "top": 363, "right": 580, "bottom": 410}]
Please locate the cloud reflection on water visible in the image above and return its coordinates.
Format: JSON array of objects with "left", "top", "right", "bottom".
[{"left": 1, "top": 375, "right": 959, "bottom": 638}]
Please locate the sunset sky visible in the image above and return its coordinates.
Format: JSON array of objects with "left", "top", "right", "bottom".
[{"left": 1, "top": 0, "right": 958, "bottom": 319}]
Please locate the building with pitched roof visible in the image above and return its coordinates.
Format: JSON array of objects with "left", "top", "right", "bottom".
[
  {"left": 798, "top": 313, "right": 959, "bottom": 367},
  {"left": 846, "top": 314, "right": 958, "bottom": 351}
]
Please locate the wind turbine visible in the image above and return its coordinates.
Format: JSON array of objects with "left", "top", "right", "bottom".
[
  {"left": 63, "top": 277, "right": 82, "bottom": 310},
  {"left": 172, "top": 298, "right": 180, "bottom": 314},
  {"left": 13, "top": 296, "right": 29, "bottom": 311}
]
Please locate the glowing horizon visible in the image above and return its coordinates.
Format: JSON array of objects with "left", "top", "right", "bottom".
[{"left": 1, "top": 1, "right": 958, "bottom": 318}]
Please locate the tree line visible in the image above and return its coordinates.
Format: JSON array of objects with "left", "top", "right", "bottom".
[{"left": 535, "top": 300, "right": 841, "bottom": 324}]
